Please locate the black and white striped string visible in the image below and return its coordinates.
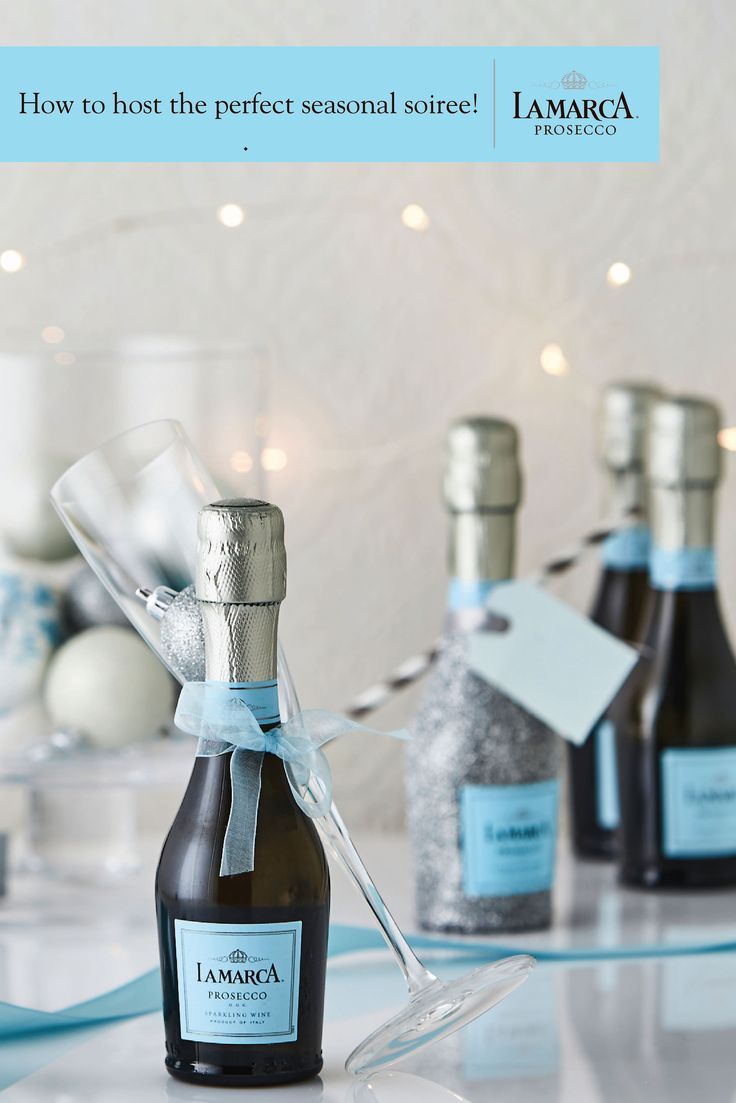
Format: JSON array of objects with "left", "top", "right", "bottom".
[{"left": 344, "top": 510, "right": 639, "bottom": 720}]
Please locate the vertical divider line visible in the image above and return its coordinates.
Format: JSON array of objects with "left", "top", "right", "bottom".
[{"left": 492, "top": 57, "right": 496, "bottom": 151}]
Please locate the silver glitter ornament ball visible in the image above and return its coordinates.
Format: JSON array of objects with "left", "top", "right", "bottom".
[
  {"left": 159, "top": 585, "right": 205, "bottom": 683},
  {"left": 62, "top": 567, "right": 131, "bottom": 635}
]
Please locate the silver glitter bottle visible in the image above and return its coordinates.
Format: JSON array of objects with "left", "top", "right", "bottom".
[{"left": 406, "top": 417, "right": 561, "bottom": 933}]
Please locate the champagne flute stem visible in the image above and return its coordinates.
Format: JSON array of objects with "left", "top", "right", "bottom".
[
  {"left": 318, "top": 799, "right": 436, "bottom": 996},
  {"left": 277, "top": 646, "right": 435, "bottom": 996}
]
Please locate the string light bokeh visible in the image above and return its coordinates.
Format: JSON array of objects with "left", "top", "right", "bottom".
[
  {"left": 401, "top": 203, "right": 430, "bottom": 232},
  {"left": 0, "top": 201, "right": 730, "bottom": 471},
  {"left": 230, "top": 450, "right": 254, "bottom": 473},
  {"left": 606, "top": 261, "right": 632, "bottom": 287},
  {"left": 41, "top": 326, "right": 65, "bottom": 345},
  {"left": 717, "top": 428, "right": 736, "bottom": 452},
  {"left": 0, "top": 249, "right": 24, "bottom": 273},
  {"left": 217, "top": 202, "right": 245, "bottom": 228},
  {"left": 540, "top": 343, "right": 569, "bottom": 377}
]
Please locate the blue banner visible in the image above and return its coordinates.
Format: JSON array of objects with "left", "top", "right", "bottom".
[{"left": 0, "top": 46, "right": 659, "bottom": 162}]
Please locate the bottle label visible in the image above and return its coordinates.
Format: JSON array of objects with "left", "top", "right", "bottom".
[
  {"left": 595, "top": 719, "right": 620, "bottom": 830},
  {"left": 601, "top": 525, "right": 650, "bottom": 571},
  {"left": 460, "top": 780, "right": 559, "bottom": 897},
  {"left": 210, "top": 680, "right": 280, "bottom": 726},
  {"left": 661, "top": 748, "right": 736, "bottom": 857},
  {"left": 650, "top": 547, "right": 716, "bottom": 591},
  {"left": 448, "top": 578, "right": 497, "bottom": 611},
  {"left": 174, "top": 918, "right": 301, "bottom": 1044}
]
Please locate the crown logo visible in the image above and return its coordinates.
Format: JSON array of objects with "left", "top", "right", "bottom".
[
  {"left": 212, "top": 946, "right": 270, "bottom": 964},
  {"left": 561, "top": 70, "right": 588, "bottom": 90}
]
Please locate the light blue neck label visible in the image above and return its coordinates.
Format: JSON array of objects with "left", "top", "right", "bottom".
[
  {"left": 216, "top": 680, "right": 280, "bottom": 727},
  {"left": 595, "top": 719, "right": 620, "bottom": 830},
  {"left": 460, "top": 779, "right": 559, "bottom": 897},
  {"left": 650, "top": 547, "right": 717, "bottom": 591},
  {"left": 448, "top": 579, "right": 499, "bottom": 611},
  {"left": 174, "top": 918, "right": 301, "bottom": 1044},
  {"left": 661, "top": 748, "right": 736, "bottom": 858},
  {"left": 601, "top": 525, "right": 650, "bottom": 571}
]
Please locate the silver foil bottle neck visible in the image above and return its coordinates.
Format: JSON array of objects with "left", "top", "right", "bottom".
[
  {"left": 647, "top": 396, "right": 722, "bottom": 489},
  {"left": 196, "top": 498, "right": 287, "bottom": 605},
  {"left": 600, "top": 381, "right": 663, "bottom": 473},
  {"left": 443, "top": 417, "right": 521, "bottom": 513}
]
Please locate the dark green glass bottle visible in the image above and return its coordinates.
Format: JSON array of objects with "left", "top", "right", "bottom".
[
  {"left": 569, "top": 383, "right": 660, "bottom": 859},
  {"left": 156, "top": 499, "right": 330, "bottom": 1085},
  {"left": 616, "top": 398, "right": 736, "bottom": 889}
]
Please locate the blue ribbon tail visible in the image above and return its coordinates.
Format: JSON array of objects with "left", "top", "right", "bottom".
[
  {"left": 176, "top": 682, "right": 409, "bottom": 877},
  {"left": 221, "top": 749, "right": 264, "bottom": 877}
]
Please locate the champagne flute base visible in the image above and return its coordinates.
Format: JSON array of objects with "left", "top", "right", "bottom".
[{"left": 345, "top": 954, "right": 533, "bottom": 1077}]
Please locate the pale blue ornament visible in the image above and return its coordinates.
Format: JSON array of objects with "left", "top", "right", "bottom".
[{"left": 0, "top": 570, "right": 61, "bottom": 713}]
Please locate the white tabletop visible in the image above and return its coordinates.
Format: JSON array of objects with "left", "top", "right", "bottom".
[{"left": 1, "top": 832, "right": 736, "bottom": 1101}]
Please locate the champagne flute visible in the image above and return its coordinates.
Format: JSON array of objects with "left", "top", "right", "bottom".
[{"left": 51, "top": 419, "right": 533, "bottom": 1076}]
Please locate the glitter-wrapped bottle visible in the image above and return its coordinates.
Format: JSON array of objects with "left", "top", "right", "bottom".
[{"left": 406, "top": 417, "right": 560, "bottom": 933}]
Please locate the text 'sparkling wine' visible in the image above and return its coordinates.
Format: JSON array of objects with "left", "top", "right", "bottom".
[
  {"left": 568, "top": 382, "right": 661, "bottom": 859},
  {"left": 615, "top": 398, "right": 736, "bottom": 889},
  {"left": 406, "top": 418, "right": 560, "bottom": 933},
  {"left": 156, "top": 499, "right": 330, "bottom": 1086}
]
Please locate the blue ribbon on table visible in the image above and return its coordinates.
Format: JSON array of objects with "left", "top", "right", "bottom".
[
  {"left": 174, "top": 681, "right": 408, "bottom": 877},
  {"left": 3, "top": 923, "right": 736, "bottom": 1044},
  {"left": 3, "top": 923, "right": 736, "bottom": 1090}
]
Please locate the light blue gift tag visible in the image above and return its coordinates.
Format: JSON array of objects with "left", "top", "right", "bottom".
[{"left": 467, "top": 581, "right": 639, "bottom": 746}]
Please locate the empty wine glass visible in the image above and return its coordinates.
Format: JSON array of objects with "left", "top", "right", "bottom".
[
  {"left": 49, "top": 420, "right": 218, "bottom": 675},
  {"left": 350, "top": 1070, "right": 472, "bottom": 1103},
  {"left": 50, "top": 419, "right": 534, "bottom": 1075}
]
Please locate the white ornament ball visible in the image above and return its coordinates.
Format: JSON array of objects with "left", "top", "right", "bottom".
[
  {"left": 0, "top": 457, "right": 76, "bottom": 562},
  {"left": 44, "top": 626, "right": 173, "bottom": 748},
  {"left": 0, "top": 570, "right": 61, "bottom": 713}
]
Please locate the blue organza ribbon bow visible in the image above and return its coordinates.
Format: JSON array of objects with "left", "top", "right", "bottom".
[{"left": 175, "top": 681, "right": 407, "bottom": 877}]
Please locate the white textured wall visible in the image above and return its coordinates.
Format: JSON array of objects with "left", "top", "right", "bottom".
[{"left": 1, "top": 2, "right": 735, "bottom": 829}]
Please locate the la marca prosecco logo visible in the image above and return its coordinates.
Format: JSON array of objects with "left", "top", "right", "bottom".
[
  {"left": 684, "top": 774, "right": 736, "bottom": 805},
  {"left": 196, "top": 946, "right": 282, "bottom": 986},
  {"left": 513, "top": 70, "right": 637, "bottom": 138}
]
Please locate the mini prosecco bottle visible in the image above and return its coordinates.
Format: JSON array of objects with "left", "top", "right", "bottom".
[
  {"left": 568, "top": 382, "right": 661, "bottom": 859},
  {"left": 156, "top": 499, "right": 330, "bottom": 1085},
  {"left": 615, "top": 398, "right": 736, "bottom": 889},
  {"left": 406, "top": 418, "right": 560, "bottom": 933}
]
